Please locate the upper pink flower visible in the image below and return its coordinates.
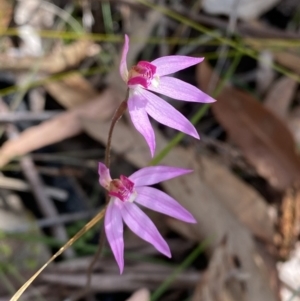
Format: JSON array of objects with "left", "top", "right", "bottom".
[
  {"left": 120, "top": 34, "right": 216, "bottom": 156},
  {"left": 99, "top": 162, "right": 196, "bottom": 273}
]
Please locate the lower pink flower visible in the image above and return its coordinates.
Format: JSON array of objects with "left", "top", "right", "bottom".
[{"left": 98, "top": 163, "right": 196, "bottom": 273}]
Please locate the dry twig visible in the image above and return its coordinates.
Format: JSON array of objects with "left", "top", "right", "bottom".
[{"left": 0, "top": 100, "right": 74, "bottom": 258}]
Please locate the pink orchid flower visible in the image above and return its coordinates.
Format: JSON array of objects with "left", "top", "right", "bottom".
[
  {"left": 99, "top": 162, "right": 196, "bottom": 273},
  {"left": 120, "top": 34, "right": 216, "bottom": 156}
]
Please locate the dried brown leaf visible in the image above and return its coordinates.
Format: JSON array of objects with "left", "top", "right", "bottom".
[
  {"left": 287, "top": 106, "right": 300, "bottom": 145},
  {"left": 245, "top": 39, "right": 300, "bottom": 75},
  {"left": 166, "top": 219, "right": 201, "bottom": 241},
  {"left": 201, "top": 156, "right": 274, "bottom": 241},
  {"left": 0, "top": 89, "right": 117, "bottom": 167},
  {"left": 274, "top": 51, "right": 300, "bottom": 75},
  {"left": 163, "top": 157, "right": 278, "bottom": 301},
  {"left": 45, "top": 74, "right": 98, "bottom": 108},
  {"left": 167, "top": 154, "right": 275, "bottom": 242},
  {"left": 264, "top": 77, "right": 297, "bottom": 119},
  {"left": 192, "top": 239, "right": 246, "bottom": 301},
  {"left": 0, "top": 0, "right": 12, "bottom": 28},
  {"left": 198, "top": 61, "right": 300, "bottom": 191},
  {"left": 126, "top": 289, "right": 150, "bottom": 301},
  {"left": 0, "top": 40, "right": 98, "bottom": 73}
]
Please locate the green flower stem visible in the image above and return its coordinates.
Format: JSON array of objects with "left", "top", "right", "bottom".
[{"left": 150, "top": 240, "right": 210, "bottom": 301}]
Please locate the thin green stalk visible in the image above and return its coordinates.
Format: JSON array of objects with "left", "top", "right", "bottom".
[
  {"left": 136, "top": 0, "right": 300, "bottom": 83},
  {"left": 102, "top": 2, "right": 114, "bottom": 34},
  {"left": 150, "top": 240, "right": 210, "bottom": 301},
  {"left": 104, "top": 97, "right": 129, "bottom": 168},
  {"left": 0, "top": 269, "right": 16, "bottom": 294},
  {"left": 0, "top": 28, "right": 220, "bottom": 45},
  {"left": 2, "top": 28, "right": 300, "bottom": 48}
]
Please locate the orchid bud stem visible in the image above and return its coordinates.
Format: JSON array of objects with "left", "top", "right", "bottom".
[
  {"left": 85, "top": 90, "right": 129, "bottom": 294},
  {"left": 104, "top": 89, "right": 129, "bottom": 169}
]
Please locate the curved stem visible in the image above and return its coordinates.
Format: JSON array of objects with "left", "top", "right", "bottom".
[
  {"left": 11, "top": 89, "right": 131, "bottom": 301},
  {"left": 104, "top": 89, "right": 129, "bottom": 168},
  {"left": 83, "top": 90, "right": 130, "bottom": 297}
]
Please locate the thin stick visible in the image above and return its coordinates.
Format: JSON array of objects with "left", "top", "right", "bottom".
[
  {"left": 0, "top": 111, "right": 62, "bottom": 123},
  {"left": 0, "top": 100, "right": 74, "bottom": 258}
]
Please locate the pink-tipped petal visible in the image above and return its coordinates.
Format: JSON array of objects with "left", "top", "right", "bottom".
[
  {"left": 140, "top": 89, "right": 199, "bottom": 139},
  {"left": 105, "top": 199, "right": 124, "bottom": 273},
  {"left": 98, "top": 162, "right": 112, "bottom": 189},
  {"left": 119, "top": 35, "right": 129, "bottom": 82},
  {"left": 128, "top": 94, "right": 156, "bottom": 157},
  {"left": 151, "top": 56, "right": 204, "bottom": 77},
  {"left": 121, "top": 202, "right": 171, "bottom": 257},
  {"left": 149, "top": 76, "right": 216, "bottom": 103},
  {"left": 129, "top": 166, "right": 192, "bottom": 186},
  {"left": 135, "top": 187, "right": 196, "bottom": 223}
]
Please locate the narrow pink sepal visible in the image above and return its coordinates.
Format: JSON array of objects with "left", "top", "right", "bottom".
[
  {"left": 135, "top": 186, "right": 196, "bottom": 223},
  {"left": 121, "top": 202, "right": 171, "bottom": 257},
  {"left": 128, "top": 93, "right": 156, "bottom": 156},
  {"left": 119, "top": 35, "right": 129, "bottom": 82},
  {"left": 149, "top": 76, "right": 216, "bottom": 103},
  {"left": 98, "top": 162, "right": 112, "bottom": 188},
  {"left": 140, "top": 89, "right": 200, "bottom": 139},
  {"left": 151, "top": 55, "right": 204, "bottom": 77},
  {"left": 129, "top": 166, "right": 192, "bottom": 187},
  {"left": 105, "top": 200, "right": 124, "bottom": 273}
]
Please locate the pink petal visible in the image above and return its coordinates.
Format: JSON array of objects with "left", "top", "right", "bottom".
[
  {"left": 129, "top": 166, "right": 192, "bottom": 186},
  {"left": 139, "top": 89, "right": 199, "bottom": 139},
  {"left": 149, "top": 76, "right": 216, "bottom": 103},
  {"left": 128, "top": 93, "right": 156, "bottom": 157},
  {"left": 98, "top": 162, "right": 112, "bottom": 189},
  {"left": 151, "top": 55, "right": 204, "bottom": 77},
  {"left": 121, "top": 202, "right": 171, "bottom": 257},
  {"left": 105, "top": 199, "right": 124, "bottom": 273},
  {"left": 135, "top": 186, "right": 196, "bottom": 223},
  {"left": 119, "top": 35, "right": 129, "bottom": 82}
]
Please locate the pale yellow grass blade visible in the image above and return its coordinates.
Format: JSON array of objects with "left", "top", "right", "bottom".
[{"left": 10, "top": 208, "right": 106, "bottom": 301}]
